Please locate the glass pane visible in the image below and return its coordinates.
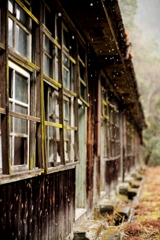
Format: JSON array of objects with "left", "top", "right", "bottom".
[
  {"left": 16, "top": 5, "right": 29, "bottom": 28},
  {"left": 45, "top": 6, "right": 52, "bottom": 32},
  {"left": 64, "top": 141, "right": 69, "bottom": 161},
  {"left": 64, "top": 129, "right": 69, "bottom": 139},
  {"left": 14, "top": 117, "right": 27, "bottom": 134},
  {"left": 15, "top": 72, "right": 28, "bottom": 103},
  {"left": 49, "top": 126, "right": 53, "bottom": 138},
  {"left": 80, "top": 82, "right": 86, "bottom": 100},
  {"left": 9, "top": 68, "right": 13, "bottom": 98},
  {"left": 44, "top": 54, "right": 50, "bottom": 76},
  {"left": 80, "top": 63, "right": 85, "bottom": 80},
  {"left": 79, "top": 45, "right": 85, "bottom": 62},
  {"left": 49, "top": 139, "right": 54, "bottom": 166},
  {"left": 54, "top": 58, "right": 58, "bottom": 82},
  {"left": 63, "top": 28, "right": 69, "bottom": 49},
  {"left": 8, "top": 0, "right": 14, "bottom": 13},
  {"left": 14, "top": 136, "right": 27, "bottom": 165},
  {"left": 8, "top": 18, "right": 14, "bottom": 47},
  {"left": 15, "top": 105, "right": 27, "bottom": 114},
  {"left": 70, "top": 62, "right": 74, "bottom": 92},
  {"left": 44, "top": 36, "right": 50, "bottom": 52},
  {"left": 63, "top": 68, "right": 69, "bottom": 88},
  {"left": 63, "top": 54, "right": 69, "bottom": 68},
  {"left": 63, "top": 100, "right": 69, "bottom": 120},
  {"left": 16, "top": 25, "right": 28, "bottom": 57}
]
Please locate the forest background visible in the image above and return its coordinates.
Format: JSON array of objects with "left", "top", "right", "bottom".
[{"left": 119, "top": 0, "right": 160, "bottom": 165}]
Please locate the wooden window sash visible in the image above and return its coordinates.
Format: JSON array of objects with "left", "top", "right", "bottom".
[
  {"left": 43, "top": 75, "right": 62, "bottom": 89},
  {"left": 15, "top": 0, "right": 39, "bottom": 24},
  {"left": 43, "top": 25, "right": 61, "bottom": 49},
  {"left": 8, "top": 12, "right": 31, "bottom": 34}
]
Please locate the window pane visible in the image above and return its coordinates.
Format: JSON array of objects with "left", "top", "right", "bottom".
[
  {"left": 70, "top": 62, "right": 74, "bottom": 91},
  {"left": 44, "top": 54, "right": 50, "bottom": 76},
  {"left": 46, "top": 126, "right": 61, "bottom": 167},
  {"left": 54, "top": 58, "right": 58, "bottom": 82},
  {"left": 8, "top": 18, "right": 14, "bottom": 47},
  {"left": 80, "top": 82, "right": 86, "bottom": 99},
  {"left": 80, "top": 63, "right": 85, "bottom": 80},
  {"left": 63, "top": 68, "right": 69, "bottom": 88},
  {"left": 64, "top": 141, "right": 69, "bottom": 161},
  {"left": 16, "top": 25, "right": 28, "bottom": 57},
  {"left": 44, "top": 6, "right": 52, "bottom": 32},
  {"left": 16, "top": 5, "right": 29, "bottom": 28},
  {"left": 14, "top": 118, "right": 27, "bottom": 134},
  {"left": 63, "top": 54, "right": 69, "bottom": 68},
  {"left": 14, "top": 136, "right": 27, "bottom": 165},
  {"left": 15, "top": 72, "right": 28, "bottom": 103},
  {"left": 8, "top": 0, "right": 14, "bottom": 13},
  {"left": 44, "top": 36, "right": 50, "bottom": 52},
  {"left": 15, "top": 105, "right": 27, "bottom": 114},
  {"left": 63, "top": 28, "right": 69, "bottom": 49},
  {"left": 79, "top": 45, "right": 85, "bottom": 62},
  {"left": 63, "top": 100, "right": 69, "bottom": 120}
]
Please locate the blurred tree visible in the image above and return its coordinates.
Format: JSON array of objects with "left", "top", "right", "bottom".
[
  {"left": 119, "top": 0, "right": 138, "bottom": 30},
  {"left": 119, "top": 0, "right": 160, "bottom": 165}
]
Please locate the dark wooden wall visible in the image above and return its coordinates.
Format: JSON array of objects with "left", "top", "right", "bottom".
[{"left": 0, "top": 169, "right": 75, "bottom": 240}]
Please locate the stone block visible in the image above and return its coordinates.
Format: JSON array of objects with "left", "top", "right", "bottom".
[
  {"left": 117, "top": 183, "right": 130, "bottom": 195},
  {"left": 74, "top": 220, "right": 102, "bottom": 240}
]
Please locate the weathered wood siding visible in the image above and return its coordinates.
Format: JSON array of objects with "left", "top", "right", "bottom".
[
  {"left": 0, "top": 169, "right": 75, "bottom": 240},
  {"left": 87, "top": 59, "right": 99, "bottom": 209}
]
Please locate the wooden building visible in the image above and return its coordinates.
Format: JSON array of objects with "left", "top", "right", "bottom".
[{"left": 0, "top": 0, "right": 146, "bottom": 239}]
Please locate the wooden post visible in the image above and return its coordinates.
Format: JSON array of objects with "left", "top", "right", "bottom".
[
  {"left": 1, "top": 0, "right": 11, "bottom": 174},
  {"left": 122, "top": 113, "right": 126, "bottom": 182}
]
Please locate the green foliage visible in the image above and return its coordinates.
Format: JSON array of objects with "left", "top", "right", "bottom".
[
  {"left": 119, "top": 0, "right": 138, "bottom": 30},
  {"left": 119, "top": 0, "right": 160, "bottom": 165}
]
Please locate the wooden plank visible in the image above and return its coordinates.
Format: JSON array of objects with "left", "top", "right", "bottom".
[
  {"left": 1, "top": 0, "right": 10, "bottom": 175},
  {"left": 15, "top": 0, "right": 39, "bottom": 24},
  {"left": 9, "top": 111, "right": 40, "bottom": 122},
  {"left": 27, "top": 179, "right": 33, "bottom": 239},
  {"left": 0, "top": 185, "right": 7, "bottom": 238},
  {"left": 21, "top": 180, "right": 28, "bottom": 239},
  {"left": 9, "top": 50, "right": 40, "bottom": 72},
  {"left": 58, "top": 17, "right": 65, "bottom": 165}
]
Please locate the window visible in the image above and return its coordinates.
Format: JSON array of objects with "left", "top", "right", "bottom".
[
  {"left": 44, "top": 82, "right": 61, "bottom": 167},
  {"left": 78, "top": 44, "right": 88, "bottom": 105},
  {"left": 108, "top": 103, "right": 120, "bottom": 159},
  {"left": 9, "top": 61, "right": 30, "bottom": 169},
  {"left": 62, "top": 25, "right": 77, "bottom": 163},
  {"left": 63, "top": 96, "right": 76, "bottom": 162},
  {"left": 62, "top": 25, "right": 76, "bottom": 92},
  {"left": 126, "top": 122, "right": 134, "bottom": 156},
  {"left": 43, "top": 4, "right": 60, "bottom": 82},
  {"left": 8, "top": 0, "right": 32, "bottom": 59}
]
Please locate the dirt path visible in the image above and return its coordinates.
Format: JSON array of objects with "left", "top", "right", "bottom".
[{"left": 123, "top": 167, "right": 160, "bottom": 239}]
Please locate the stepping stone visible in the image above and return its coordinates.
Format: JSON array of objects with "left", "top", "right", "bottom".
[
  {"left": 99, "top": 204, "right": 114, "bottom": 215},
  {"left": 97, "top": 228, "right": 120, "bottom": 240},
  {"left": 130, "top": 180, "right": 141, "bottom": 188},
  {"left": 127, "top": 188, "right": 138, "bottom": 199},
  {"left": 117, "top": 183, "right": 130, "bottom": 195},
  {"left": 74, "top": 220, "right": 102, "bottom": 240}
]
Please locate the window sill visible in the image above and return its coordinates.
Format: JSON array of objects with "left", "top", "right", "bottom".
[
  {"left": 47, "top": 161, "right": 79, "bottom": 174},
  {"left": 0, "top": 169, "right": 43, "bottom": 185}
]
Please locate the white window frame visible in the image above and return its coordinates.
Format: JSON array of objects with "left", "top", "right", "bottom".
[
  {"left": 9, "top": 61, "right": 30, "bottom": 171},
  {"left": 8, "top": 0, "right": 32, "bottom": 60}
]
